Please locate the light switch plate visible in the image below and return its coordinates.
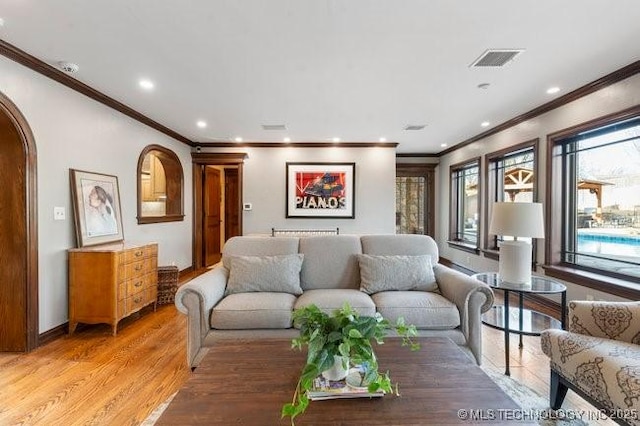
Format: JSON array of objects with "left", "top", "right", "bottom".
[
  {"left": 54, "top": 206, "right": 66, "bottom": 220},
  {"left": 243, "top": 203, "right": 252, "bottom": 211}
]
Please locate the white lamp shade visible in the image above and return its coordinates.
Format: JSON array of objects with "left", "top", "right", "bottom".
[{"left": 489, "top": 202, "right": 545, "bottom": 239}]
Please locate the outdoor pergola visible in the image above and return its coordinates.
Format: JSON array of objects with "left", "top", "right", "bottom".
[
  {"left": 577, "top": 179, "right": 614, "bottom": 220},
  {"left": 485, "top": 169, "right": 613, "bottom": 220}
]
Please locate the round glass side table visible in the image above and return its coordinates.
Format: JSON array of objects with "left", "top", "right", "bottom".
[{"left": 472, "top": 272, "right": 567, "bottom": 376}]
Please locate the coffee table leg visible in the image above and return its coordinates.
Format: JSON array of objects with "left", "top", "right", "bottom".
[{"left": 504, "top": 290, "right": 510, "bottom": 376}]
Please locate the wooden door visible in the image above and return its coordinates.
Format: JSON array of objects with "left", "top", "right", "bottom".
[
  {"left": 203, "top": 167, "right": 221, "bottom": 266},
  {"left": 224, "top": 168, "right": 240, "bottom": 241},
  {"left": 0, "top": 106, "right": 28, "bottom": 351}
]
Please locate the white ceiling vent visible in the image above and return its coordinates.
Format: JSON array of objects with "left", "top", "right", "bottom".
[
  {"left": 261, "top": 124, "right": 287, "bottom": 131},
  {"left": 404, "top": 124, "right": 426, "bottom": 131},
  {"left": 470, "top": 49, "right": 524, "bottom": 68}
]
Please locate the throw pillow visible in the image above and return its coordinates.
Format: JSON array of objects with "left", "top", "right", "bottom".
[
  {"left": 357, "top": 254, "right": 437, "bottom": 295},
  {"left": 225, "top": 254, "right": 304, "bottom": 296}
]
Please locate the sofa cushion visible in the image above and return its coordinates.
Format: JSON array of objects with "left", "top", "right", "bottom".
[
  {"left": 360, "top": 234, "right": 439, "bottom": 265},
  {"left": 211, "top": 292, "right": 297, "bottom": 329},
  {"left": 225, "top": 254, "right": 304, "bottom": 296},
  {"left": 357, "top": 254, "right": 437, "bottom": 294},
  {"left": 294, "top": 289, "right": 376, "bottom": 320},
  {"left": 372, "top": 291, "right": 460, "bottom": 329},
  {"left": 299, "top": 236, "right": 362, "bottom": 290},
  {"left": 222, "top": 236, "right": 299, "bottom": 269}
]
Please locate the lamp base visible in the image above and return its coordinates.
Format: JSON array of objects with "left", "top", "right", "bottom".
[{"left": 498, "top": 240, "right": 532, "bottom": 284}]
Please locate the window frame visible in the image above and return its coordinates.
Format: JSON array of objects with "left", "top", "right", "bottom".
[
  {"left": 483, "top": 139, "right": 539, "bottom": 260},
  {"left": 136, "top": 144, "right": 185, "bottom": 224},
  {"left": 545, "top": 105, "right": 640, "bottom": 298},
  {"left": 448, "top": 157, "right": 481, "bottom": 253}
]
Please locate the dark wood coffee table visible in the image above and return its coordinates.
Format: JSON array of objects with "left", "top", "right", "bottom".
[{"left": 157, "top": 337, "right": 525, "bottom": 425}]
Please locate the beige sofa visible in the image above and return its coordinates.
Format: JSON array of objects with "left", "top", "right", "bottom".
[
  {"left": 541, "top": 301, "right": 640, "bottom": 426},
  {"left": 175, "top": 234, "right": 494, "bottom": 368}
]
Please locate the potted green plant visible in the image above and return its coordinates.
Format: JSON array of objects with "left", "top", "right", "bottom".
[{"left": 281, "top": 303, "right": 420, "bottom": 423}]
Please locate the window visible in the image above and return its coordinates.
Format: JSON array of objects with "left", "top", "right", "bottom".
[
  {"left": 449, "top": 159, "right": 480, "bottom": 250},
  {"left": 137, "top": 145, "right": 184, "bottom": 224},
  {"left": 550, "top": 114, "right": 640, "bottom": 284},
  {"left": 485, "top": 141, "right": 538, "bottom": 254},
  {"left": 395, "top": 163, "right": 435, "bottom": 236}
]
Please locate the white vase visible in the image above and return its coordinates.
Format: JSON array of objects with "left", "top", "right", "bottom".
[{"left": 321, "top": 355, "right": 349, "bottom": 381}]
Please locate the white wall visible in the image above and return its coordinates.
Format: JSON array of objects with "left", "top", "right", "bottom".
[
  {"left": 206, "top": 146, "right": 397, "bottom": 235},
  {"left": 0, "top": 56, "right": 193, "bottom": 333},
  {"left": 436, "top": 73, "right": 640, "bottom": 302}
]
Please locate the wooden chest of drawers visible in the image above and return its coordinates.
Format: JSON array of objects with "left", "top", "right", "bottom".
[{"left": 68, "top": 242, "right": 158, "bottom": 335}]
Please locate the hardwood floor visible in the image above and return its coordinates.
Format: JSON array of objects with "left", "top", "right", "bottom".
[{"left": 0, "top": 291, "right": 617, "bottom": 425}]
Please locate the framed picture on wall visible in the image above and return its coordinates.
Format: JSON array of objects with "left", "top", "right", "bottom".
[
  {"left": 286, "top": 162, "right": 356, "bottom": 218},
  {"left": 70, "top": 169, "right": 124, "bottom": 247}
]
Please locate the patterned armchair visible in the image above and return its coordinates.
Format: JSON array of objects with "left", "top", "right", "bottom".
[{"left": 541, "top": 301, "right": 640, "bottom": 426}]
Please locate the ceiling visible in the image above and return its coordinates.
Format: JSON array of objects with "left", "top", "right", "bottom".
[{"left": 1, "top": 1, "right": 640, "bottom": 153}]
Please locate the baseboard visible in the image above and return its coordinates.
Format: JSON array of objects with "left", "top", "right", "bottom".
[
  {"left": 179, "top": 266, "right": 194, "bottom": 281},
  {"left": 37, "top": 267, "right": 192, "bottom": 349},
  {"left": 38, "top": 322, "right": 67, "bottom": 346}
]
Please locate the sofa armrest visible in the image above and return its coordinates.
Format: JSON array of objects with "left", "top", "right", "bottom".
[
  {"left": 433, "top": 264, "right": 494, "bottom": 364},
  {"left": 568, "top": 300, "right": 640, "bottom": 343},
  {"left": 175, "top": 264, "right": 228, "bottom": 367}
]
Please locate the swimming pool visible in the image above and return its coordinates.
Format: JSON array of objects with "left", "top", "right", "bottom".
[{"left": 577, "top": 233, "right": 640, "bottom": 258}]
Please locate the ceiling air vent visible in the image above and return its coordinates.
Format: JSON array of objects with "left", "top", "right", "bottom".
[
  {"left": 470, "top": 49, "right": 524, "bottom": 68},
  {"left": 261, "top": 124, "right": 287, "bottom": 131},
  {"left": 404, "top": 124, "right": 426, "bottom": 131}
]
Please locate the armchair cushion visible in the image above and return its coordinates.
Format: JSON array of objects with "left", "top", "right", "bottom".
[
  {"left": 541, "top": 329, "right": 640, "bottom": 418},
  {"left": 541, "top": 301, "right": 640, "bottom": 425}
]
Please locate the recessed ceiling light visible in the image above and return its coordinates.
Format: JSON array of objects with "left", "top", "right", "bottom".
[
  {"left": 139, "top": 79, "right": 154, "bottom": 90},
  {"left": 332, "top": 137, "right": 341, "bottom": 143},
  {"left": 379, "top": 137, "right": 387, "bottom": 142},
  {"left": 0, "top": 18, "right": 5, "bottom": 27},
  {"left": 547, "top": 86, "right": 560, "bottom": 94},
  {"left": 234, "top": 137, "right": 243, "bottom": 143},
  {"left": 283, "top": 137, "right": 291, "bottom": 143},
  {"left": 196, "top": 120, "right": 207, "bottom": 128},
  {"left": 481, "top": 121, "right": 490, "bottom": 127},
  {"left": 440, "top": 143, "right": 448, "bottom": 147}
]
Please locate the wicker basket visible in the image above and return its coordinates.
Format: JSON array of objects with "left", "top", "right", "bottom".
[{"left": 157, "top": 265, "right": 179, "bottom": 305}]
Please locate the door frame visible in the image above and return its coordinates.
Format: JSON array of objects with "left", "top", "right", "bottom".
[
  {"left": 396, "top": 163, "right": 436, "bottom": 237},
  {"left": 0, "top": 91, "right": 38, "bottom": 351},
  {"left": 191, "top": 152, "right": 247, "bottom": 271}
]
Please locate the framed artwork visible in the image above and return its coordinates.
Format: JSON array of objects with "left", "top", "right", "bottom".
[
  {"left": 286, "top": 162, "right": 355, "bottom": 219},
  {"left": 70, "top": 169, "right": 124, "bottom": 247}
]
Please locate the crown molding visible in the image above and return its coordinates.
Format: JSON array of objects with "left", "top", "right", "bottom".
[
  {"left": 438, "top": 59, "right": 640, "bottom": 157},
  {"left": 194, "top": 142, "right": 399, "bottom": 148},
  {"left": 0, "top": 39, "right": 193, "bottom": 146}
]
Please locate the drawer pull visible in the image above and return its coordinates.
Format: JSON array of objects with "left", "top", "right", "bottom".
[
  {"left": 135, "top": 250, "right": 143, "bottom": 257},
  {"left": 134, "top": 297, "right": 142, "bottom": 304},
  {"left": 134, "top": 264, "right": 143, "bottom": 271},
  {"left": 134, "top": 281, "right": 143, "bottom": 288}
]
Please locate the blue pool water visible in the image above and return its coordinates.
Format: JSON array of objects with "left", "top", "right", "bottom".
[{"left": 577, "top": 233, "right": 640, "bottom": 258}]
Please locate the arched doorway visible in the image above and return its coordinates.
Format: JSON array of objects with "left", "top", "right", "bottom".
[{"left": 0, "top": 91, "right": 38, "bottom": 352}]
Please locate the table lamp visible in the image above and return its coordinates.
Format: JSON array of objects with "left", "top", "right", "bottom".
[{"left": 489, "top": 202, "right": 544, "bottom": 284}]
